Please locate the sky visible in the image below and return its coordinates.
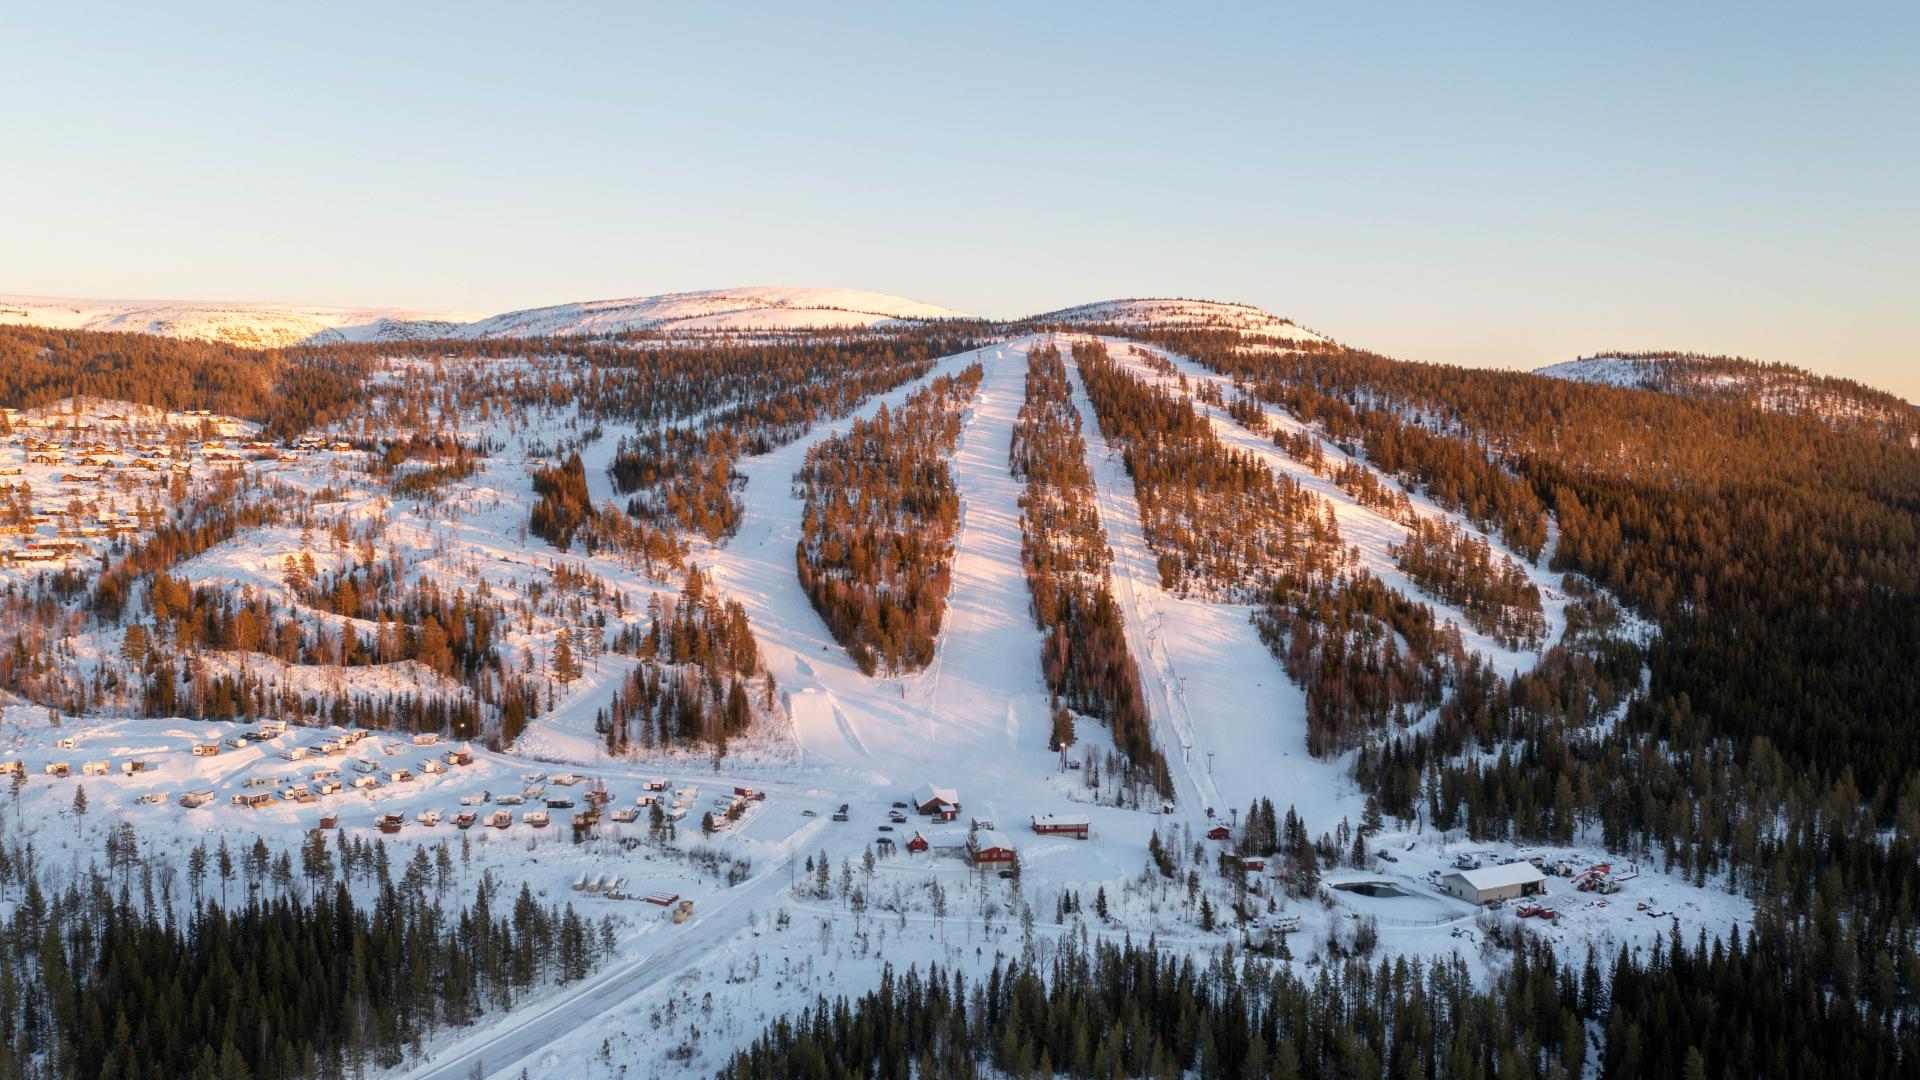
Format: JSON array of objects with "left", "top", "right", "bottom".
[{"left": 3, "top": 3, "right": 1915, "bottom": 399}]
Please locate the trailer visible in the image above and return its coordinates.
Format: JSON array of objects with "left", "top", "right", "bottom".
[
  {"left": 523, "top": 810, "right": 550, "bottom": 828},
  {"left": 192, "top": 743, "right": 221, "bottom": 757},
  {"left": 180, "top": 789, "right": 215, "bottom": 808},
  {"left": 376, "top": 813, "right": 405, "bottom": 834},
  {"left": 453, "top": 812, "right": 478, "bottom": 829},
  {"left": 82, "top": 760, "right": 109, "bottom": 776},
  {"left": 417, "top": 809, "right": 442, "bottom": 826}
]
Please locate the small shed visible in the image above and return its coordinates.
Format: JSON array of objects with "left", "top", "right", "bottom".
[{"left": 906, "top": 831, "right": 929, "bottom": 854}]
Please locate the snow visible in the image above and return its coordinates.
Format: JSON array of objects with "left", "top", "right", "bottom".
[
  {"left": 1449, "top": 861, "right": 1547, "bottom": 891},
  {"left": 0, "top": 328, "right": 1738, "bottom": 1080},
  {"left": 0, "top": 286, "right": 969, "bottom": 349},
  {"left": 1036, "top": 298, "right": 1330, "bottom": 342},
  {"left": 0, "top": 292, "right": 479, "bottom": 348},
  {"left": 1533, "top": 355, "right": 1660, "bottom": 389},
  {"left": 1101, "top": 338, "right": 1571, "bottom": 677},
  {"left": 459, "top": 286, "right": 972, "bottom": 338}
]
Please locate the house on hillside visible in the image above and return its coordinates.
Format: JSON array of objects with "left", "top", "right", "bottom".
[
  {"left": 912, "top": 783, "right": 961, "bottom": 821},
  {"left": 906, "top": 831, "right": 929, "bottom": 854},
  {"left": 967, "top": 829, "right": 1017, "bottom": 865},
  {"left": 1440, "top": 862, "right": 1547, "bottom": 905},
  {"left": 1031, "top": 813, "right": 1090, "bottom": 839}
]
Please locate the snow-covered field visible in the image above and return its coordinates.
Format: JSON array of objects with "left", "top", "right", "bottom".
[{"left": 0, "top": 327, "right": 1750, "bottom": 1079}]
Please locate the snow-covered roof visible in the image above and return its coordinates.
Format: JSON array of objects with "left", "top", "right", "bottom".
[
  {"left": 1446, "top": 861, "right": 1545, "bottom": 891},
  {"left": 1032, "top": 813, "right": 1089, "bottom": 828},
  {"left": 912, "top": 783, "right": 958, "bottom": 808},
  {"left": 969, "top": 829, "right": 1015, "bottom": 852}
]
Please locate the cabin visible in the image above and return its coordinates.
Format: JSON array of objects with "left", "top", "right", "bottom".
[
  {"left": 44, "top": 763, "right": 70, "bottom": 778},
  {"left": 912, "top": 783, "right": 961, "bottom": 821},
  {"left": 411, "top": 732, "right": 441, "bottom": 746},
  {"left": 376, "top": 813, "right": 405, "bottom": 834},
  {"left": 82, "top": 760, "right": 110, "bottom": 776},
  {"left": 280, "top": 785, "right": 312, "bottom": 802},
  {"left": 317, "top": 814, "right": 339, "bottom": 830},
  {"left": 524, "top": 811, "right": 550, "bottom": 828},
  {"left": 454, "top": 812, "right": 477, "bottom": 829},
  {"left": 122, "top": 760, "right": 155, "bottom": 775},
  {"left": 180, "top": 789, "right": 215, "bottom": 808},
  {"left": 351, "top": 775, "right": 378, "bottom": 789},
  {"left": 192, "top": 743, "right": 220, "bottom": 757},
  {"left": 280, "top": 746, "right": 308, "bottom": 761},
  {"left": 1031, "top": 813, "right": 1090, "bottom": 839},
  {"left": 0, "top": 761, "right": 23, "bottom": 777},
  {"left": 488, "top": 810, "right": 512, "bottom": 829},
  {"left": 644, "top": 778, "right": 668, "bottom": 791},
  {"left": 968, "top": 829, "right": 1017, "bottom": 865},
  {"left": 906, "top": 831, "right": 929, "bottom": 854},
  {"left": 1206, "top": 825, "right": 1231, "bottom": 841},
  {"left": 1440, "top": 862, "right": 1548, "bottom": 905},
  {"left": 447, "top": 749, "right": 474, "bottom": 767},
  {"left": 232, "top": 792, "right": 274, "bottom": 809},
  {"left": 417, "top": 809, "right": 442, "bottom": 826},
  {"left": 387, "top": 769, "right": 415, "bottom": 784},
  {"left": 610, "top": 807, "right": 639, "bottom": 823}
]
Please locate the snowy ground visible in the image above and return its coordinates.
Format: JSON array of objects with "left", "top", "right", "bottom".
[{"left": 0, "top": 335, "right": 1739, "bottom": 1079}]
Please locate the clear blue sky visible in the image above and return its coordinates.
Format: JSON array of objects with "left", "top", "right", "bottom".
[{"left": 4, "top": 3, "right": 1914, "bottom": 399}]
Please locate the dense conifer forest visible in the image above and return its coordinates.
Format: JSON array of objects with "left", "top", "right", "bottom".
[
  {"left": 599, "top": 566, "right": 764, "bottom": 755},
  {"left": 793, "top": 365, "right": 983, "bottom": 675},
  {"left": 0, "top": 828, "right": 611, "bottom": 1080}
]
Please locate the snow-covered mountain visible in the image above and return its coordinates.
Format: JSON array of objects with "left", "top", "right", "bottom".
[
  {"left": 461, "top": 286, "right": 971, "bottom": 337},
  {"left": 1031, "top": 297, "right": 1329, "bottom": 342},
  {"left": 1537, "top": 352, "right": 1918, "bottom": 442},
  {"left": 0, "top": 293, "right": 479, "bottom": 349},
  {"left": 0, "top": 286, "right": 972, "bottom": 347}
]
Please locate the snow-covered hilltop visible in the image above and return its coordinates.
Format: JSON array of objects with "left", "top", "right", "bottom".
[
  {"left": 462, "top": 286, "right": 972, "bottom": 337},
  {"left": 0, "top": 286, "right": 973, "bottom": 348},
  {"left": 1031, "top": 297, "right": 1329, "bottom": 342},
  {"left": 1, "top": 289, "right": 1343, "bottom": 348},
  {"left": 1537, "top": 352, "right": 1919, "bottom": 442},
  {"left": 0, "top": 293, "right": 479, "bottom": 349}
]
